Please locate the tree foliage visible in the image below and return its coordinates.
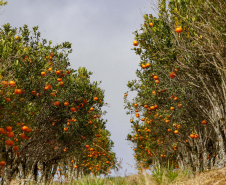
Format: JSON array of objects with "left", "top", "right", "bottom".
[
  {"left": 125, "top": 0, "right": 225, "bottom": 172},
  {"left": 0, "top": 24, "right": 117, "bottom": 184}
]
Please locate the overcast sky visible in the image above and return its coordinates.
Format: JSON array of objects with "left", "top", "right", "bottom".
[{"left": 0, "top": 0, "right": 158, "bottom": 176}]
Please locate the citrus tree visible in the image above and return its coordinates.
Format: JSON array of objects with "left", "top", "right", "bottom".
[
  {"left": 0, "top": 24, "right": 117, "bottom": 184},
  {"left": 125, "top": 0, "right": 225, "bottom": 172}
]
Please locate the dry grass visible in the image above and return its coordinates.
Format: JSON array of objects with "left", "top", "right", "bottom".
[
  {"left": 125, "top": 174, "right": 158, "bottom": 185},
  {"left": 172, "top": 167, "right": 226, "bottom": 185}
]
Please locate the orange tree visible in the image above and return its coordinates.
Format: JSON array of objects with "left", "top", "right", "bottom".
[
  {"left": 163, "top": 0, "right": 226, "bottom": 169},
  {"left": 57, "top": 128, "right": 117, "bottom": 181},
  {"left": 125, "top": 0, "right": 225, "bottom": 172},
  {"left": 0, "top": 24, "right": 117, "bottom": 183},
  {"left": 166, "top": 0, "right": 226, "bottom": 169}
]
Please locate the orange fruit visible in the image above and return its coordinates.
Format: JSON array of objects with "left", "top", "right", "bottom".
[
  {"left": 13, "top": 146, "right": 19, "bottom": 151},
  {"left": 149, "top": 23, "right": 154, "bottom": 27},
  {"left": 175, "top": 27, "right": 183, "bottom": 33},
  {"left": 5, "top": 98, "right": 11, "bottom": 102},
  {"left": 60, "top": 81, "right": 64, "bottom": 86},
  {"left": 22, "top": 126, "right": 29, "bottom": 132},
  {"left": 46, "top": 85, "right": 52, "bottom": 89},
  {"left": 9, "top": 81, "right": 16, "bottom": 87},
  {"left": 8, "top": 132, "right": 14, "bottom": 138},
  {"left": 57, "top": 78, "right": 62, "bottom": 82},
  {"left": 202, "top": 120, "right": 207, "bottom": 125},
  {"left": 5, "top": 140, "right": 11, "bottom": 146},
  {"left": 178, "top": 104, "right": 182, "bottom": 108},
  {"left": 41, "top": 72, "right": 46, "bottom": 77},
  {"left": 133, "top": 40, "right": 139, "bottom": 46},
  {"left": 15, "top": 89, "right": 22, "bottom": 94},
  {"left": 155, "top": 80, "right": 160, "bottom": 84},
  {"left": 150, "top": 106, "right": 155, "bottom": 110},
  {"left": 21, "top": 133, "right": 26, "bottom": 139},
  {"left": 0, "top": 128, "right": 5, "bottom": 134},
  {"left": 56, "top": 70, "right": 61, "bottom": 75},
  {"left": 170, "top": 107, "right": 175, "bottom": 111},
  {"left": 6, "top": 126, "right": 12, "bottom": 132},
  {"left": 141, "top": 64, "right": 146, "bottom": 69},
  {"left": 144, "top": 105, "right": 149, "bottom": 108},
  {"left": 145, "top": 63, "right": 150, "bottom": 68},
  {"left": 70, "top": 107, "right": 76, "bottom": 112},
  {"left": 8, "top": 140, "right": 14, "bottom": 146},
  {"left": 50, "top": 92, "right": 55, "bottom": 97},
  {"left": 169, "top": 72, "right": 176, "bottom": 79},
  {"left": 54, "top": 101, "right": 60, "bottom": 106},
  {"left": 64, "top": 102, "right": 69, "bottom": 106},
  {"left": 153, "top": 76, "right": 159, "bottom": 80},
  {"left": 44, "top": 86, "right": 49, "bottom": 91},
  {"left": 64, "top": 127, "right": 68, "bottom": 131},
  {"left": 0, "top": 161, "right": 6, "bottom": 166},
  {"left": 1, "top": 81, "right": 8, "bottom": 87},
  {"left": 165, "top": 120, "right": 170, "bottom": 123}
]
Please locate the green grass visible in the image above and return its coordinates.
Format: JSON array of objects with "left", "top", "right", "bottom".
[{"left": 151, "top": 163, "right": 193, "bottom": 185}]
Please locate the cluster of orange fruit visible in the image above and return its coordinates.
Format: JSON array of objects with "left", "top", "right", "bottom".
[
  {"left": 1, "top": 81, "right": 23, "bottom": 102},
  {"left": 1, "top": 80, "right": 16, "bottom": 87},
  {"left": 0, "top": 126, "right": 21, "bottom": 152},
  {"left": 190, "top": 133, "right": 199, "bottom": 139},
  {"left": 149, "top": 74, "right": 160, "bottom": 84},
  {"left": 133, "top": 24, "right": 183, "bottom": 46}
]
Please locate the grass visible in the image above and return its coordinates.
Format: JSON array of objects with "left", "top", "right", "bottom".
[
  {"left": 48, "top": 175, "right": 156, "bottom": 185},
  {"left": 173, "top": 167, "right": 226, "bottom": 185},
  {"left": 9, "top": 166, "right": 226, "bottom": 184},
  {"left": 151, "top": 162, "right": 193, "bottom": 185}
]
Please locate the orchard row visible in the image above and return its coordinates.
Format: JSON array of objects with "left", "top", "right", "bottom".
[
  {"left": 125, "top": 0, "right": 225, "bottom": 172},
  {"left": 0, "top": 24, "right": 117, "bottom": 184}
]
